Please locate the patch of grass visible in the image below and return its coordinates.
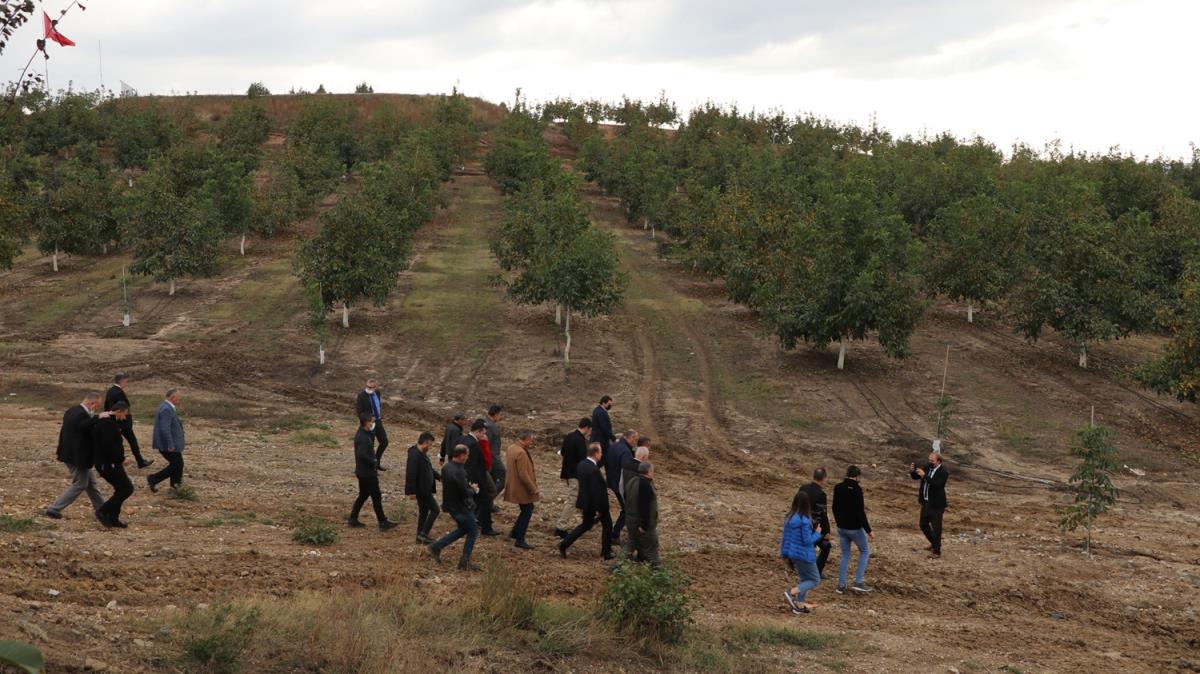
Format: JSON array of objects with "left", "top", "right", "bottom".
[
  {"left": 727, "top": 623, "right": 843, "bottom": 650},
  {"left": 291, "top": 516, "right": 338, "bottom": 546},
  {"left": 178, "top": 398, "right": 259, "bottom": 424},
  {"left": 1001, "top": 423, "right": 1037, "bottom": 456},
  {"left": 166, "top": 484, "right": 198, "bottom": 501},
  {"left": 289, "top": 429, "right": 339, "bottom": 448},
  {"left": 1001, "top": 666, "right": 1025, "bottom": 674},
  {"left": 479, "top": 561, "right": 536, "bottom": 629},
  {"left": 681, "top": 638, "right": 734, "bottom": 672},
  {"left": 198, "top": 258, "right": 304, "bottom": 331},
  {"left": 823, "top": 658, "right": 849, "bottom": 672},
  {"left": 0, "top": 515, "right": 38, "bottom": 533},
  {"left": 180, "top": 604, "right": 259, "bottom": 674},
  {"left": 203, "top": 512, "right": 257, "bottom": 527},
  {"left": 267, "top": 413, "right": 329, "bottom": 434},
  {"left": 529, "top": 602, "right": 593, "bottom": 658},
  {"left": 387, "top": 501, "right": 408, "bottom": 523}
]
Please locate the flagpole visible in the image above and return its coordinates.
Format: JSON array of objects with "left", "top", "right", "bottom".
[{"left": 98, "top": 41, "right": 104, "bottom": 91}]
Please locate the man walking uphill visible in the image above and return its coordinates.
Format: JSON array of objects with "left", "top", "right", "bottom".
[
  {"left": 799, "top": 468, "right": 832, "bottom": 577},
  {"left": 622, "top": 461, "right": 659, "bottom": 566},
  {"left": 429, "top": 444, "right": 481, "bottom": 571},
  {"left": 591, "top": 396, "right": 615, "bottom": 460},
  {"left": 105, "top": 372, "right": 153, "bottom": 469},
  {"left": 356, "top": 379, "right": 389, "bottom": 470},
  {"left": 556, "top": 417, "right": 591, "bottom": 538},
  {"left": 911, "top": 451, "right": 950, "bottom": 559},
  {"left": 45, "top": 393, "right": 111, "bottom": 519},
  {"left": 831, "top": 465, "right": 874, "bottom": 594},
  {"left": 558, "top": 442, "right": 614, "bottom": 560},
  {"left": 147, "top": 388, "right": 186, "bottom": 493},
  {"left": 348, "top": 413, "right": 398, "bottom": 531},
  {"left": 440, "top": 411, "right": 467, "bottom": 465},
  {"left": 504, "top": 431, "right": 540, "bottom": 550},
  {"left": 93, "top": 402, "right": 136, "bottom": 528},
  {"left": 405, "top": 431, "right": 439, "bottom": 543}
]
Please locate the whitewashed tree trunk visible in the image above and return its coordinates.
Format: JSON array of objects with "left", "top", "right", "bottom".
[
  {"left": 967, "top": 301, "right": 974, "bottom": 323},
  {"left": 52, "top": 248, "right": 59, "bottom": 272},
  {"left": 837, "top": 339, "right": 846, "bottom": 370},
  {"left": 102, "top": 243, "right": 108, "bottom": 255},
  {"left": 342, "top": 303, "right": 350, "bottom": 328},
  {"left": 564, "top": 309, "right": 572, "bottom": 366},
  {"left": 319, "top": 343, "right": 325, "bottom": 365},
  {"left": 1078, "top": 344, "right": 1088, "bottom": 369},
  {"left": 122, "top": 313, "right": 130, "bottom": 327},
  {"left": 650, "top": 223, "right": 656, "bottom": 240},
  {"left": 642, "top": 216, "right": 648, "bottom": 231},
  {"left": 168, "top": 279, "right": 176, "bottom": 296},
  {"left": 239, "top": 234, "right": 246, "bottom": 256},
  {"left": 127, "top": 177, "right": 133, "bottom": 188},
  {"left": 555, "top": 304, "right": 562, "bottom": 325}
]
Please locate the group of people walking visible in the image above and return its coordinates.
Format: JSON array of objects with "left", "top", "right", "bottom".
[
  {"left": 779, "top": 452, "right": 950, "bottom": 615},
  {"left": 346, "top": 386, "right": 661, "bottom": 572},
  {"left": 45, "top": 373, "right": 188, "bottom": 527}
]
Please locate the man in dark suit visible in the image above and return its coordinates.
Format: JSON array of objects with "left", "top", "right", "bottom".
[
  {"left": 428, "top": 444, "right": 481, "bottom": 571},
  {"left": 439, "top": 411, "right": 467, "bottom": 465},
  {"left": 558, "top": 443, "right": 614, "bottom": 560},
  {"left": 622, "top": 461, "right": 659, "bottom": 566},
  {"left": 348, "top": 413, "right": 398, "bottom": 530},
  {"left": 485, "top": 404, "right": 506, "bottom": 511},
  {"left": 46, "top": 393, "right": 111, "bottom": 519},
  {"left": 590, "top": 395, "right": 615, "bottom": 460},
  {"left": 93, "top": 402, "right": 135, "bottom": 528},
  {"left": 104, "top": 372, "right": 153, "bottom": 469},
  {"left": 798, "top": 467, "right": 832, "bottom": 576},
  {"left": 555, "top": 417, "right": 592, "bottom": 538},
  {"left": 355, "top": 378, "right": 389, "bottom": 470},
  {"left": 606, "top": 429, "right": 637, "bottom": 542},
  {"left": 405, "top": 431, "right": 439, "bottom": 543},
  {"left": 461, "top": 419, "right": 497, "bottom": 536},
  {"left": 146, "top": 388, "right": 186, "bottom": 492},
  {"left": 911, "top": 451, "right": 950, "bottom": 559}
]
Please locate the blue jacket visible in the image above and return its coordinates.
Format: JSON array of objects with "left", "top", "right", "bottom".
[
  {"left": 605, "top": 439, "right": 632, "bottom": 492},
  {"left": 780, "top": 513, "right": 821, "bottom": 562},
  {"left": 152, "top": 401, "right": 185, "bottom": 453}
]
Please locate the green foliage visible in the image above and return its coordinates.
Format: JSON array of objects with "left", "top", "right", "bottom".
[
  {"left": 1059, "top": 425, "right": 1119, "bottom": 554},
  {"left": 0, "top": 640, "right": 44, "bottom": 674},
  {"left": 201, "top": 155, "right": 255, "bottom": 240},
  {"left": 289, "top": 97, "right": 361, "bottom": 170},
  {"left": 354, "top": 82, "right": 374, "bottom": 94},
  {"left": 304, "top": 279, "right": 330, "bottom": 355},
  {"left": 167, "top": 484, "right": 198, "bottom": 501},
  {"left": 0, "top": 151, "right": 37, "bottom": 269},
  {"left": 361, "top": 102, "right": 413, "bottom": 161},
  {"left": 1137, "top": 262, "right": 1200, "bottom": 402},
  {"left": 281, "top": 142, "right": 342, "bottom": 201},
  {"left": 933, "top": 394, "right": 953, "bottom": 439},
  {"left": 434, "top": 86, "right": 479, "bottom": 167},
  {"left": 483, "top": 107, "right": 557, "bottom": 194},
  {"left": 246, "top": 82, "right": 270, "bottom": 97},
  {"left": 35, "top": 152, "right": 116, "bottom": 261},
  {"left": 118, "top": 157, "right": 223, "bottom": 288},
  {"left": 253, "top": 161, "right": 309, "bottom": 238},
  {"left": 0, "top": 515, "right": 37, "bottom": 532},
  {"left": 181, "top": 605, "right": 259, "bottom": 674},
  {"left": 217, "top": 101, "right": 271, "bottom": 171},
  {"left": 290, "top": 516, "right": 338, "bottom": 546},
  {"left": 479, "top": 561, "right": 536, "bottom": 629},
  {"left": 21, "top": 90, "right": 109, "bottom": 157},
  {"left": 600, "top": 560, "right": 695, "bottom": 645},
  {"left": 726, "top": 623, "right": 842, "bottom": 650},
  {"left": 110, "top": 100, "right": 179, "bottom": 169},
  {"left": 926, "top": 194, "right": 1024, "bottom": 311}
]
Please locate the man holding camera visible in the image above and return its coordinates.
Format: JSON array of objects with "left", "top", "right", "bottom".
[{"left": 911, "top": 451, "right": 950, "bottom": 559}]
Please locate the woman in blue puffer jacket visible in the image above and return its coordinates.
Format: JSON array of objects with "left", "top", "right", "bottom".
[{"left": 780, "top": 489, "right": 822, "bottom": 614}]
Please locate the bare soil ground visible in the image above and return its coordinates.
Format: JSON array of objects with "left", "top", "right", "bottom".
[{"left": 1, "top": 132, "right": 1198, "bottom": 673}]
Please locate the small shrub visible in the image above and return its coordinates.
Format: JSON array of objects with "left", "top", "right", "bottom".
[
  {"left": 167, "top": 484, "right": 198, "bottom": 501},
  {"left": 600, "top": 560, "right": 694, "bottom": 645},
  {"left": 0, "top": 515, "right": 37, "bottom": 533},
  {"left": 181, "top": 605, "right": 259, "bottom": 674},
  {"left": 479, "top": 561, "right": 535, "bottom": 629},
  {"left": 291, "top": 517, "right": 338, "bottom": 546}
]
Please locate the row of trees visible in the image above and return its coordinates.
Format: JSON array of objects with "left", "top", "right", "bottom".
[
  {"left": 548, "top": 97, "right": 1200, "bottom": 398},
  {"left": 485, "top": 96, "right": 626, "bottom": 365}
]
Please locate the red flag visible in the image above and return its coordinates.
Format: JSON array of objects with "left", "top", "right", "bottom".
[{"left": 43, "top": 11, "right": 75, "bottom": 47}]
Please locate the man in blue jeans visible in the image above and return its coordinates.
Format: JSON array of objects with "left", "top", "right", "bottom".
[
  {"left": 831, "top": 465, "right": 874, "bottom": 594},
  {"left": 428, "top": 444, "right": 481, "bottom": 571}
]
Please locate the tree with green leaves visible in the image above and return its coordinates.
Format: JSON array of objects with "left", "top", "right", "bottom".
[
  {"left": 281, "top": 141, "right": 343, "bottom": 201},
  {"left": 0, "top": 150, "right": 37, "bottom": 270},
  {"left": 1059, "top": 424, "right": 1119, "bottom": 556},
  {"left": 926, "top": 194, "right": 1025, "bottom": 322},
  {"left": 118, "top": 158, "right": 222, "bottom": 296},
  {"left": 295, "top": 196, "right": 406, "bottom": 328},
  {"left": 110, "top": 100, "right": 179, "bottom": 169},
  {"left": 305, "top": 280, "right": 331, "bottom": 365},
  {"left": 361, "top": 102, "right": 413, "bottom": 162},
  {"left": 354, "top": 82, "right": 374, "bottom": 94},
  {"left": 434, "top": 86, "right": 478, "bottom": 168},
  {"left": 246, "top": 82, "right": 270, "bottom": 97},
  {"left": 289, "top": 97, "right": 361, "bottom": 171},
  {"left": 252, "top": 161, "right": 309, "bottom": 239},
  {"left": 35, "top": 155, "right": 115, "bottom": 271},
  {"left": 217, "top": 100, "right": 271, "bottom": 172},
  {"left": 201, "top": 156, "right": 255, "bottom": 255},
  {"left": 1137, "top": 261, "right": 1200, "bottom": 402},
  {"left": 22, "top": 90, "right": 109, "bottom": 158}
]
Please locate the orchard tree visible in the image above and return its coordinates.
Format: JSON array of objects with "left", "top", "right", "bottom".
[
  {"left": 295, "top": 196, "right": 406, "bottom": 328},
  {"left": 0, "top": 165, "right": 33, "bottom": 269},
  {"left": 252, "top": 161, "right": 309, "bottom": 239},
  {"left": 1137, "top": 262, "right": 1200, "bottom": 402},
  {"left": 361, "top": 102, "right": 413, "bottom": 161},
  {"left": 36, "top": 156, "right": 115, "bottom": 271},
  {"left": 246, "top": 82, "right": 270, "bottom": 97},
  {"left": 202, "top": 156, "right": 255, "bottom": 255},
  {"left": 926, "top": 194, "right": 1025, "bottom": 322},
  {"left": 282, "top": 141, "right": 343, "bottom": 201},
  {"left": 110, "top": 100, "right": 179, "bottom": 169},
  {"left": 22, "top": 90, "right": 109, "bottom": 158},
  {"left": 434, "top": 86, "right": 478, "bottom": 168},
  {"left": 305, "top": 280, "right": 331, "bottom": 365},
  {"left": 289, "top": 97, "right": 361, "bottom": 171},
  {"left": 118, "top": 159, "right": 222, "bottom": 295},
  {"left": 1059, "top": 425, "right": 1119, "bottom": 556},
  {"left": 218, "top": 100, "right": 271, "bottom": 172}
]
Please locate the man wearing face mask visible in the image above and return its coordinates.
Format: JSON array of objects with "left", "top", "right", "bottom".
[
  {"left": 356, "top": 379, "right": 389, "bottom": 471},
  {"left": 348, "top": 413, "right": 398, "bottom": 531}
]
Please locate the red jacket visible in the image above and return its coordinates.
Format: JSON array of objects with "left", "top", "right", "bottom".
[{"left": 480, "top": 437, "right": 493, "bottom": 471}]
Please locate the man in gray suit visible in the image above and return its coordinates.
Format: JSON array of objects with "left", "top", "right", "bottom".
[
  {"left": 45, "top": 393, "right": 113, "bottom": 520},
  {"left": 146, "top": 388, "right": 186, "bottom": 492}
]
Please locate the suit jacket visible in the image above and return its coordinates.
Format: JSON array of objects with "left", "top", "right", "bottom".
[
  {"left": 503, "top": 445, "right": 539, "bottom": 504},
  {"left": 104, "top": 385, "right": 140, "bottom": 452},
  {"left": 461, "top": 434, "right": 486, "bottom": 484},
  {"left": 151, "top": 401, "right": 185, "bottom": 452},
  {"left": 484, "top": 418, "right": 502, "bottom": 458},
  {"left": 56, "top": 405, "right": 98, "bottom": 468},
  {"left": 405, "top": 444, "right": 437, "bottom": 496},
  {"left": 590, "top": 406, "right": 614, "bottom": 448},
  {"left": 912, "top": 463, "right": 949, "bottom": 510},
  {"left": 625, "top": 475, "right": 658, "bottom": 533},
  {"left": 606, "top": 439, "right": 632, "bottom": 493},
  {"left": 439, "top": 422, "right": 464, "bottom": 462},
  {"left": 354, "top": 428, "right": 377, "bottom": 478},
  {"left": 356, "top": 390, "right": 382, "bottom": 421},
  {"left": 441, "top": 460, "right": 475, "bottom": 515},
  {"left": 559, "top": 429, "right": 588, "bottom": 479},
  {"left": 91, "top": 416, "right": 126, "bottom": 469},
  {"left": 575, "top": 457, "right": 608, "bottom": 514}
]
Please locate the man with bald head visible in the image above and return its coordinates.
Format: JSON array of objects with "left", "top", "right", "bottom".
[{"left": 45, "top": 393, "right": 112, "bottom": 519}]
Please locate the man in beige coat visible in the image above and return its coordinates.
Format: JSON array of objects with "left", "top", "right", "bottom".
[{"left": 504, "top": 430, "right": 539, "bottom": 550}]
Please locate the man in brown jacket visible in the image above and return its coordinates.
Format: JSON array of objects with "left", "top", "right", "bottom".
[{"left": 503, "top": 430, "right": 539, "bottom": 550}]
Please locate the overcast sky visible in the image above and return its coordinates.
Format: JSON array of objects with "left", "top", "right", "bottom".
[{"left": 5, "top": 0, "right": 1198, "bottom": 158}]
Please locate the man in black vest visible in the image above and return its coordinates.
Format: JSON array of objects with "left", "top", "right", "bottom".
[
  {"left": 798, "top": 467, "right": 831, "bottom": 576},
  {"left": 46, "top": 393, "right": 112, "bottom": 519},
  {"left": 405, "top": 431, "right": 439, "bottom": 543},
  {"left": 93, "top": 402, "right": 135, "bottom": 528},
  {"left": 558, "top": 442, "right": 614, "bottom": 560},
  {"left": 911, "top": 451, "right": 950, "bottom": 559},
  {"left": 355, "top": 379, "right": 389, "bottom": 470},
  {"left": 104, "top": 373, "right": 153, "bottom": 469}
]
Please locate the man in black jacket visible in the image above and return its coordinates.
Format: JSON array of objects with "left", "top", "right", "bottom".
[
  {"left": 606, "top": 430, "right": 636, "bottom": 542},
  {"left": 798, "top": 467, "right": 831, "bottom": 576},
  {"left": 558, "top": 443, "right": 614, "bottom": 560},
  {"left": 831, "top": 465, "right": 873, "bottom": 594},
  {"left": 590, "top": 396, "right": 615, "bottom": 459},
  {"left": 428, "top": 444, "right": 481, "bottom": 571},
  {"left": 485, "top": 404, "right": 506, "bottom": 498},
  {"left": 405, "top": 431, "right": 439, "bottom": 543},
  {"left": 439, "top": 411, "right": 467, "bottom": 465},
  {"left": 46, "top": 394, "right": 111, "bottom": 519},
  {"left": 104, "top": 373, "right": 153, "bottom": 469},
  {"left": 355, "top": 379, "right": 389, "bottom": 470},
  {"left": 555, "top": 417, "right": 592, "bottom": 538},
  {"left": 347, "top": 413, "right": 398, "bottom": 531},
  {"left": 911, "top": 451, "right": 950, "bottom": 559},
  {"left": 462, "top": 419, "right": 497, "bottom": 536},
  {"left": 93, "top": 402, "right": 135, "bottom": 528}
]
